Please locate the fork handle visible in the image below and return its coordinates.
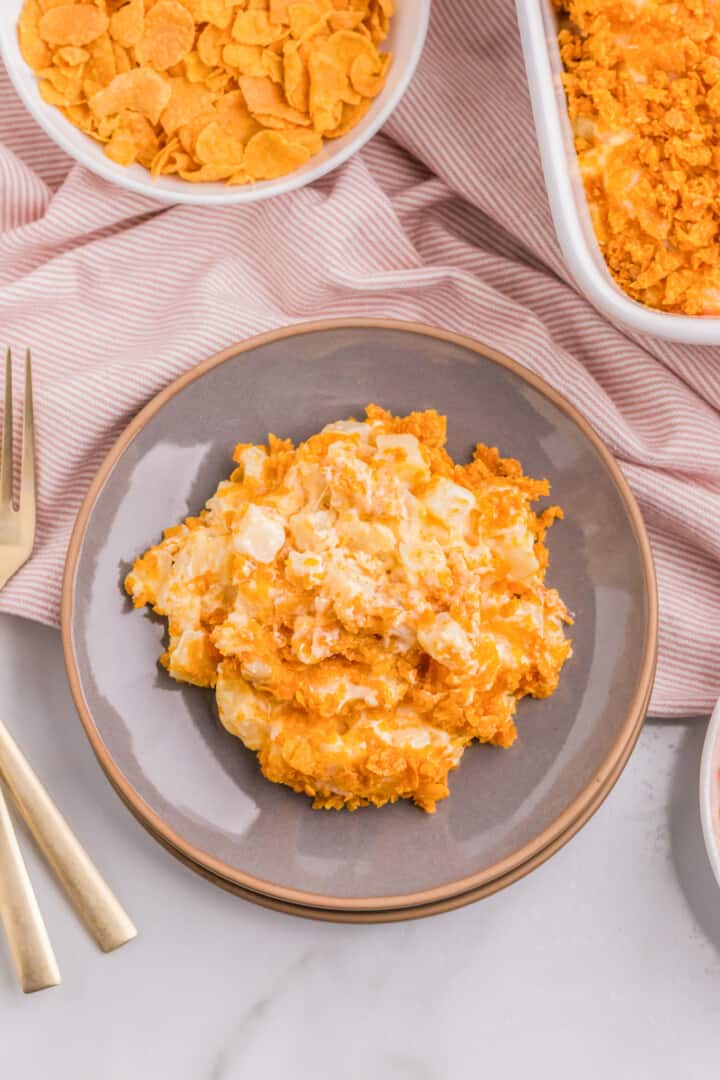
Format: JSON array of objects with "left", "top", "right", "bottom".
[
  {"left": 0, "top": 721, "right": 137, "bottom": 953},
  {"left": 0, "top": 782, "right": 60, "bottom": 992}
]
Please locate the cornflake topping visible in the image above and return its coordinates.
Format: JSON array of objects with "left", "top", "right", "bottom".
[{"left": 125, "top": 406, "right": 572, "bottom": 813}]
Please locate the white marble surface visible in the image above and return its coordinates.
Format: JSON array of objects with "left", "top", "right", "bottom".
[{"left": 0, "top": 611, "right": 718, "bottom": 1079}]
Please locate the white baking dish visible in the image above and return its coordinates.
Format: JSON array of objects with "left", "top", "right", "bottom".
[
  {"left": 700, "top": 696, "right": 720, "bottom": 896},
  {"left": 517, "top": 0, "right": 720, "bottom": 344}
]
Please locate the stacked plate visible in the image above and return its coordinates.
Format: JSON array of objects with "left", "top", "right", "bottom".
[{"left": 61, "top": 322, "right": 657, "bottom": 922}]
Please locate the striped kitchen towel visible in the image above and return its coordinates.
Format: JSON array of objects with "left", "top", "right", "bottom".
[{"left": 0, "top": 2, "right": 718, "bottom": 717}]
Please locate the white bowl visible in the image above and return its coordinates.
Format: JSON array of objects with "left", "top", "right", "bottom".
[
  {"left": 0, "top": 0, "right": 429, "bottom": 206},
  {"left": 700, "top": 698, "right": 720, "bottom": 893},
  {"left": 517, "top": 0, "right": 720, "bottom": 345}
]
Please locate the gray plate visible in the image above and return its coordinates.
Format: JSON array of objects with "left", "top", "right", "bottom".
[{"left": 62, "top": 321, "right": 657, "bottom": 911}]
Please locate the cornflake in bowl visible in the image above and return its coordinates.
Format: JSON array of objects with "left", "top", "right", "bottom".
[
  {"left": 3, "top": 0, "right": 428, "bottom": 204},
  {"left": 18, "top": 0, "right": 392, "bottom": 183},
  {"left": 125, "top": 405, "right": 573, "bottom": 813}
]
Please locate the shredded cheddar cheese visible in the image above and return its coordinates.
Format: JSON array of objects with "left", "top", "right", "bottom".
[
  {"left": 558, "top": 0, "right": 720, "bottom": 314},
  {"left": 125, "top": 407, "right": 572, "bottom": 813}
]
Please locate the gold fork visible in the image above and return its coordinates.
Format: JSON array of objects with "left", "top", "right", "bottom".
[
  {"left": 0, "top": 348, "right": 58, "bottom": 991},
  {"left": 0, "top": 350, "right": 136, "bottom": 986},
  {"left": 0, "top": 780, "right": 60, "bottom": 992},
  {"left": 0, "top": 349, "right": 34, "bottom": 591}
]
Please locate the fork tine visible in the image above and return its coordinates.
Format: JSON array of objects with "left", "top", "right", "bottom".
[
  {"left": 0, "top": 348, "right": 13, "bottom": 508},
  {"left": 20, "top": 349, "right": 35, "bottom": 512}
]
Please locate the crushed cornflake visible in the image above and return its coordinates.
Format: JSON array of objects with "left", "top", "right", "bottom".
[
  {"left": 18, "top": 0, "right": 393, "bottom": 186},
  {"left": 125, "top": 407, "right": 572, "bottom": 814},
  {"left": 558, "top": 0, "right": 720, "bottom": 315}
]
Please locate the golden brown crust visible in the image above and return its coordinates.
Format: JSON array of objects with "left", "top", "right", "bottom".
[
  {"left": 125, "top": 406, "right": 572, "bottom": 813},
  {"left": 559, "top": 0, "right": 720, "bottom": 314}
]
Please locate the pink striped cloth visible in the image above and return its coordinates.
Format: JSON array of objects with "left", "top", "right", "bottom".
[{"left": 0, "top": 3, "right": 718, "bottom": 718}]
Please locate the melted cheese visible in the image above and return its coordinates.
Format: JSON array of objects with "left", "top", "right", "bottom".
[{"left": 125, "top": 406, "right": 572, "bottom": 813}]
